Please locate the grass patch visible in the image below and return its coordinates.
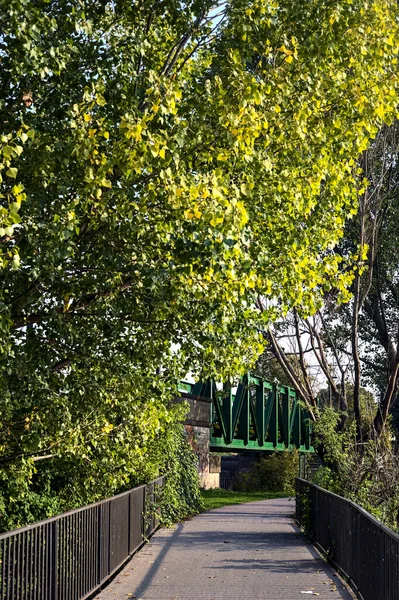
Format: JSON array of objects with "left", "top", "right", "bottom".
[{"left": 200, "top": 488, "right": 290, "bottom": 511}]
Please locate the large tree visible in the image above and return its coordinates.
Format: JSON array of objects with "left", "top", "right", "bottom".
[
  {"left": 264, "top": 120, "right": 399, "bottom": 524},
  {"left": 0, "top": 0, "right": 398, "bottom": 528},
  {"left": 266, "top": 121, "right": 399, "bottom": 437}
]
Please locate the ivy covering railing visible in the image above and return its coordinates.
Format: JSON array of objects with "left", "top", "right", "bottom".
[{"left": 0, "top": 476, "right": 165, "bottom": 600}]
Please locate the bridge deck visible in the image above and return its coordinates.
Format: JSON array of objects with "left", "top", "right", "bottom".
[{"left": 95, "top": 499, "right": 354, "bottom": 600}]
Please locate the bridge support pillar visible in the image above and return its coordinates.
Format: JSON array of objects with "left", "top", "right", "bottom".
[
  {"left": 185, "top": 425, "right": 220, "bottom": 489},
  {"left": 178, "top": 393, "right": 220, "bottom": 489}
]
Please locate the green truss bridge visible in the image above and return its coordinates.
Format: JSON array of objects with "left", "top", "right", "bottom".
[{"left": 178, "top": 373, "right": 314, "bottom": 454}]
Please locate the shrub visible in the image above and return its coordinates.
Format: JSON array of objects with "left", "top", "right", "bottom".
[
  {"left": 236, "top": 450, "right": 298, "bottom": 494},
  {"left": 156, "top": 425, "right": 204, "bottom": 526}
]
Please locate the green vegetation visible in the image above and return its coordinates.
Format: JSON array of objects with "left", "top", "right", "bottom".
[
  {"left": 0, "top": 0, "right": 398, "bottom": 531},
  {"left": 201, "top": 488, "right": 290, "bottom": 512},
  {"left": 157, "top": 426, "right": 204, "bottom": 526},
  {"left": 263, "top": 118, "right": 399, "bottom": 528},
  {"left": 236, "top": 450, "right": 299, "bottom": 495},
  {"left": 310, "top": 409, "right": 399, "bottom": 530}
]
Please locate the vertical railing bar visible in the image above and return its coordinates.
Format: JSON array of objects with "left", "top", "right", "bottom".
[
  {"left": 28, "top": 530, "right": 33, "bottom": 600},
  {"left": 23, "top": 532, "right": 28, "bottom": 600},
  {"left": 63, "top": 518, "right": 67, "bottom": 600},
  {"left": 66, "top": 517, "right": 70, "bottom": 600},
  {"left": 58, "top": 520, "right": 62, "bottom": 600},
  {"left": 67, "top": 517, "right": 71, "bottom": 600},
  {"left": 70, "top": 514, "right": 74, "bottom": 600},
  {"left": 76, "top": 511, "right": 80, "bottom": 600},
  {"left": 77, "top": 512, "right": 80, "bottom": 600},
  {"left": 93, "top": 507, "right": 97, "bottom": 589},
  {"left": 17, "top": 532, "right": 22, "bottom": 600},
  {"left": 45, "top": 525, "right": 49, "bottom": 600},
  {"left": 80, "top": 511, "right": 84, "bottom": 598},
  {"left": 90, "top": 508, "right": 93, "bottom": 592},
  {"left": 74, "top": 512, "right": 78, "bottom": 600},
  {"left": 33, "top": 528, "right": 37, "bottom": 600},
  {"left": 22, "top": 532, "right": 27, "bottom": 600},
  {"left": 108, "top": 500, "right": 111, "bottom": 578},
  {"left": 81, "top": 511, "right": 84, "bottom": 598},
  {"left": 11, "top": 531, "right": 16, "bottom": 600},
  {"left": 83, "top": 510, "right": 86, "bottom": 597},
  {"left": 78, "top": 511, "right": 82, "bottom": 599},
  {"left": 35, "top": 528, "right": 39, "bottom": 600},
  {"left": 87, "top": 508, "right": 90, "bottom": 595},
  {"left": 4, "top": 538, "right": 9, "bottom": 600},
  {"left": 81, "top": 511, "right": 85, "bottom": 597},
  {"left": 49, "top": 523, "right": 53, "bottom": 600},
  {"left": 0, "top": 539, "right": 4, "bottom": 600},
  {"left": 92, "top": 507, "right": 96, "bottom": 590},
  {"left": 40, "top": 526, "right": 45, "bottom": 600},
  {"left": 51, "top": 520, "right": 58, "bottom": 600},
  {"left": 70, "top": 515, "right": 73, "bottom": 600},
  {"left": 6, "top": 537, "right": 11, "bottom": 600},
  {"left": 97, "top": 505, "right": 101, "bottom": 588},
  {"left": 87, "top": 509, "right": 91, "bottom": 593},
  {"left": 43, "top": 526, "right": 46, "bottom": 600}
]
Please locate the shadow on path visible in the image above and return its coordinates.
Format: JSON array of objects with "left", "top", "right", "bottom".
[{"left": 96, "top": 498, "right": 354, "bottom": 600}]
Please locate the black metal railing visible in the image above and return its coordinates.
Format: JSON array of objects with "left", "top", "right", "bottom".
[
  {"left": 296, "top": 478, "right": 399, "bottom": 600},
  {"left": 0, "top": 476, "right": 165, "bottom": 600}
]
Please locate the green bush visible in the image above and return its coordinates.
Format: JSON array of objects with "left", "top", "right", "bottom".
[
  {"left": 312, "top": 408, "right": 399, "bottom": 530},
  {"left": 236, "top": 450, "right": 299, "bottom": 494},
  {"left": 156, "top": 425, "right": 204, "bottom": 526},
  {"left": 0, "top": 402, "right": 203, "bottom": 532}
]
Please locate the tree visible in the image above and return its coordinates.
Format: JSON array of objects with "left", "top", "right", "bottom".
[
  {"left": 264, "top": 120, "right": 399, "bottom": 525},
  {"left": 0, "top": 0, "right": 398, "bottom": 528}
]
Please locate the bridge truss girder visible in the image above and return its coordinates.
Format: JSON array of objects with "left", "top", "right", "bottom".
[{"left": 179, "top": 374, "right": 314, "bottom": 453}]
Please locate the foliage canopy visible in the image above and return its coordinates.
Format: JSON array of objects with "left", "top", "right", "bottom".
[{"left": 0, "top": 0, "right": 398, "bottom": 528}]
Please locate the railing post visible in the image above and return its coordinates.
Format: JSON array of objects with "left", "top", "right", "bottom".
[
  {"left": 51, "top": 520, "right": 58, "bottom": 600},
  {"left": 108, "top": 500, "right": 111, "bottom": 576},
  {"left": 97, "top": 504, "right": 102, "bottom": 586}
]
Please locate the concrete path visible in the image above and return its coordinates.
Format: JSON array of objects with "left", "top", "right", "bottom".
[{"left": 96, "top": 498, "right": 354, "bottom": 600}]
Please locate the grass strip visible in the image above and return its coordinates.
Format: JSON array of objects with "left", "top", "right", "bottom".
[{"left": 200, "top": 489, "right": 290, "bottom": 511}]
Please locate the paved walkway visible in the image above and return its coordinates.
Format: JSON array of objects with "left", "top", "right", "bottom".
[{"left": 96, "top": 498, "right": 354, "bottom": 600}]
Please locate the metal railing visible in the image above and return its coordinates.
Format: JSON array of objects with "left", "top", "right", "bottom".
[
  {"left": 0, "top": 476, "right": 165, "bottom": 600},
  {"left": 296, "top": 478, "right": 399, "bottom": 600}
]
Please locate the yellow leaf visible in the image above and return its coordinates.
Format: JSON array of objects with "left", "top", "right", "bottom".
[
  {"left": 375, "top": 104, "right": 385, "bottom": 118},
  {"left": 278, "top": 45, "right": 293, "bottom": 55},
  {"left": 210, "top": 216, "right": 224, "bottom": 227},
  {"left": 83, "top": 113, "right": 91, "bottom": 122}
]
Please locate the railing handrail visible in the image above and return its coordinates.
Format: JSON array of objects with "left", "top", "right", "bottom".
[
  {"left": 297, "top": 477, "right": 399, "bottom": 542},
  {"left": 0, "top": 475, "right": 165, "bottom": 540}
]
